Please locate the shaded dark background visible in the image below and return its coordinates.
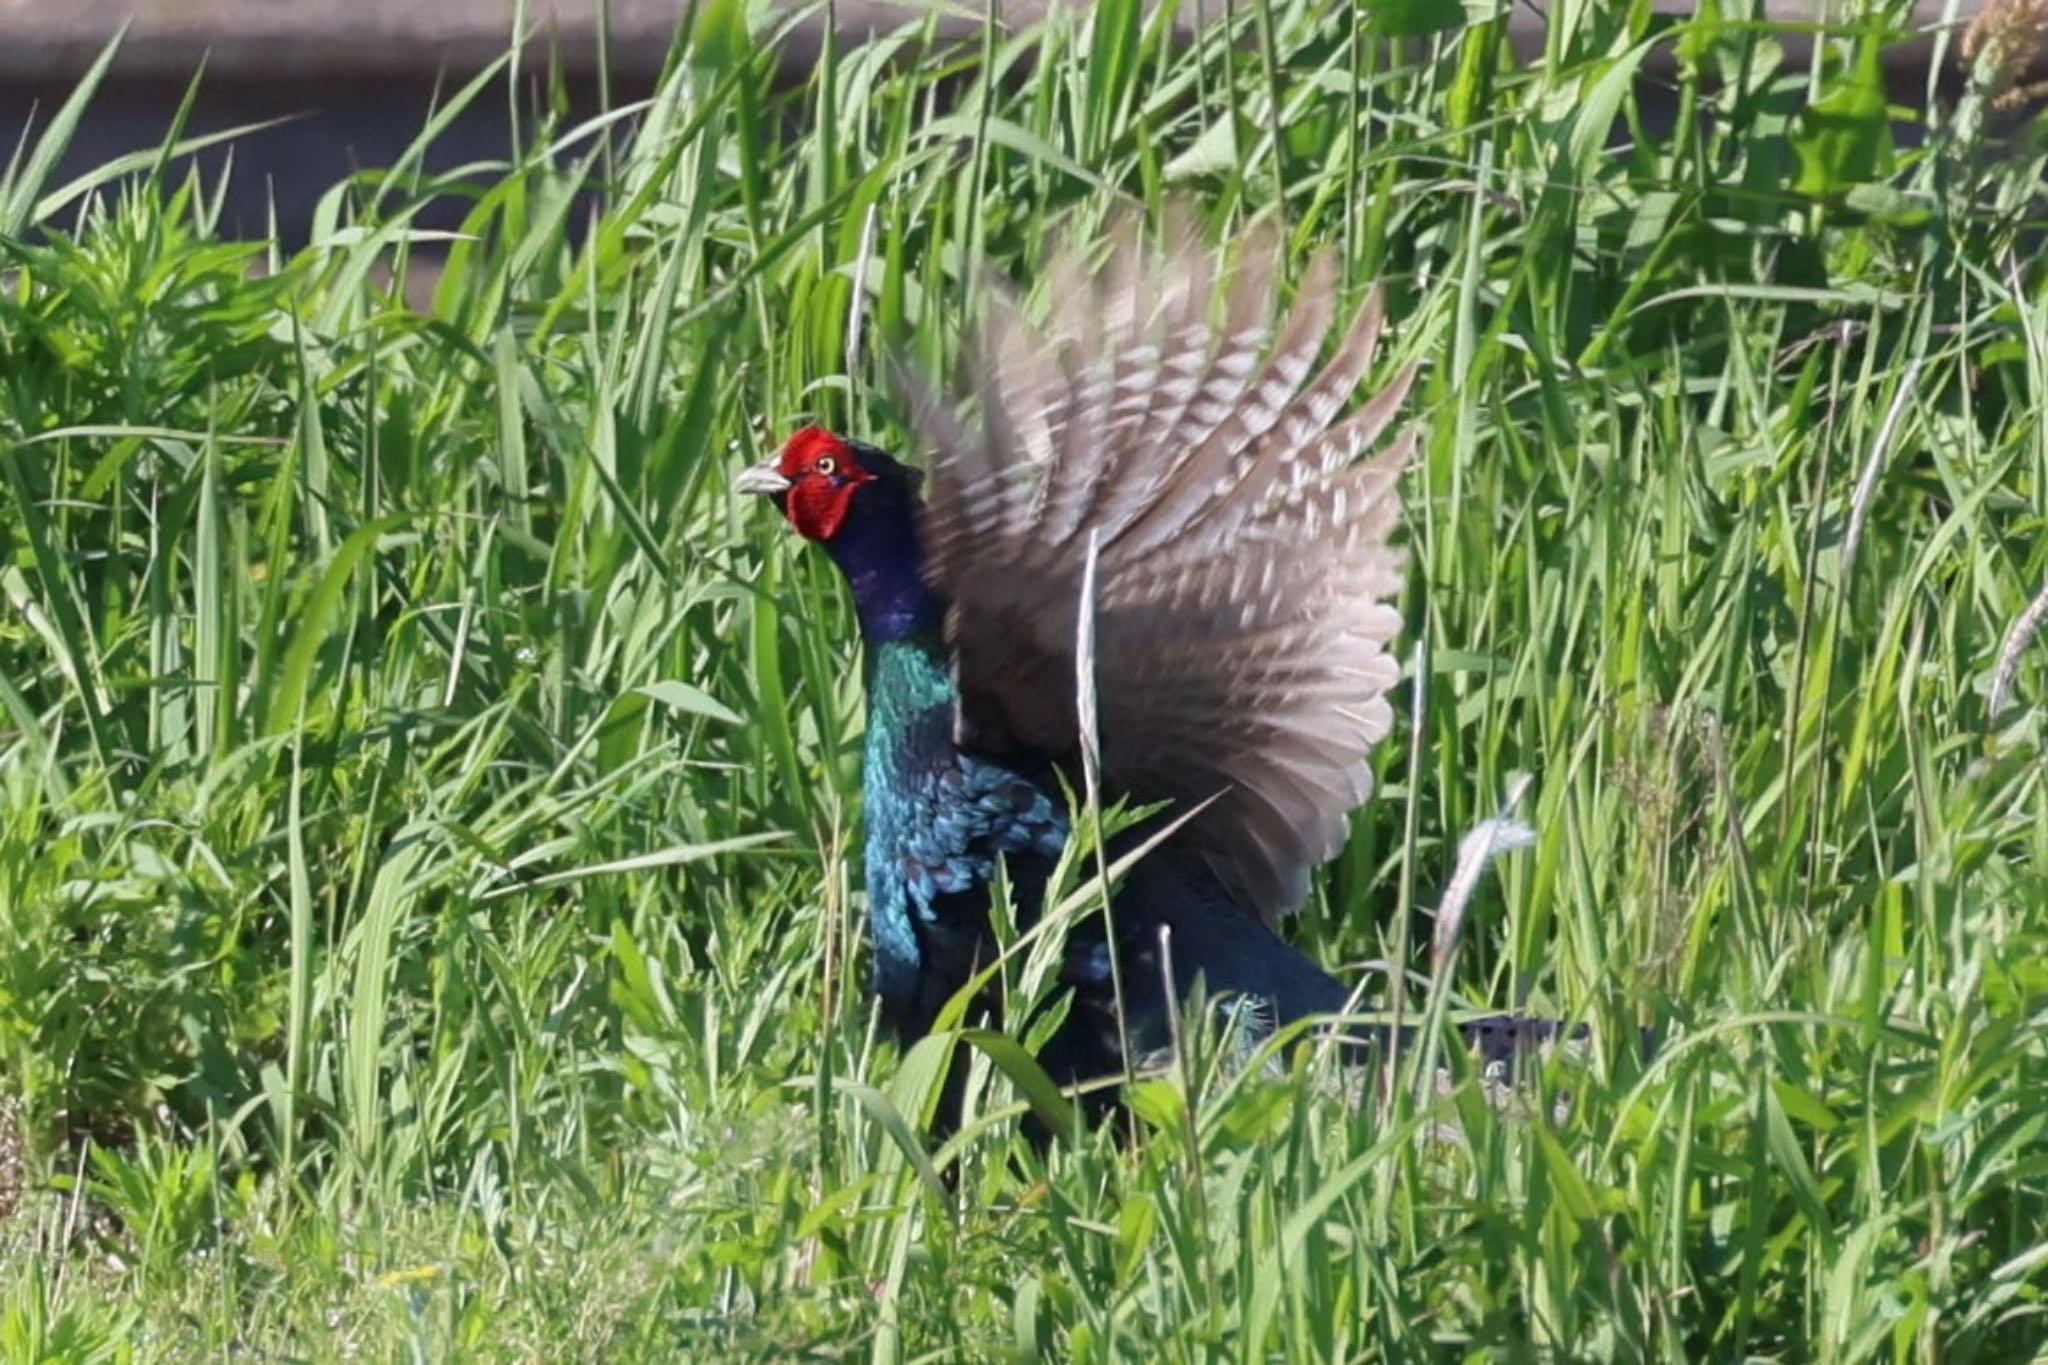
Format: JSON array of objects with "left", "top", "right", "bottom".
[{"left": 2, "top": 70, "right": 654, "bottom": 244}]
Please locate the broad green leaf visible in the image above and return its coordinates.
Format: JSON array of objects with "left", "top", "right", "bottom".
[{"left": 1793, "top": 42, "right": 1895, "bottom": 198}]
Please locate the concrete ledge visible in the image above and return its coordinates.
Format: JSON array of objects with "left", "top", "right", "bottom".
[
  {"left": 0, "top": 0, "right": 2001, "bottom": 83},
  {"left": 0, "top": 0, "right": 674, "bottom": 81}
]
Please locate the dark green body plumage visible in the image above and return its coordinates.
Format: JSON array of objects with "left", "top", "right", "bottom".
[
  {"left": 856, "top": 623, "right": 1364, "bottom": 1086},
  {"left": 858, "top": 631, "right": 1067, "bottom": 1034}
]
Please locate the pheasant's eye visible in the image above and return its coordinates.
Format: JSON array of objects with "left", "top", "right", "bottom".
[{"left": 815, "top": 457, "right": 837, "bottom": 476}]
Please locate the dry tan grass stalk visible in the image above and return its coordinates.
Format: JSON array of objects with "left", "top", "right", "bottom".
[{"left": 1964, "top": 0, "right": 2048, "bottom": 109}]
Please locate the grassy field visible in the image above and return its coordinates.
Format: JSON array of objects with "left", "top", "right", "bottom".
[{"left": 2, "top": 0, "right": 2046, "bottom": 1358}]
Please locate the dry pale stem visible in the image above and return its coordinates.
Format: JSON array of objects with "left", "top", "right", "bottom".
[{"left": 1964, "top": 0, "right": 2048, "bottom": 108}]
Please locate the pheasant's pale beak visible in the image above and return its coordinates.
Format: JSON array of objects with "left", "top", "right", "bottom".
[{"left": 734, "top": 459, "right": 792, "bottom": 497}]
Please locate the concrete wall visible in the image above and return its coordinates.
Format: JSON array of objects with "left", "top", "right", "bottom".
[{"left": 0, "top": 1, "right": 1990, "bottom": 82}]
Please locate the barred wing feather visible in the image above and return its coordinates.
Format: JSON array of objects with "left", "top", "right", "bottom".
[{"left": 902, "top": 226, "right": 1416, "bottom": 921}]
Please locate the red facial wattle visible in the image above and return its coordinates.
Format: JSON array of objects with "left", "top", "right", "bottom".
[
  {"left": 784, "top": 471, "right": 860, "bottom": 540},
  {"left": 778, "top": 426, "right": 845, "bottom": 478},
  {"left": 775, "top": 426, "right": 874, "bottom": 542}
]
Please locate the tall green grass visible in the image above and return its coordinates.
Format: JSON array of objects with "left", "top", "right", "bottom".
[{"left": 1, "top": 0, "right": 2045, "bottom": 1356}]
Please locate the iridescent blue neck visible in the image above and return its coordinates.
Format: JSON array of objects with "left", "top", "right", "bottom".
[{"left": 824, "top": 480, "right": 943, "bottom": 644}]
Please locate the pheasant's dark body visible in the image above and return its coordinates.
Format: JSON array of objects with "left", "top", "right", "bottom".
[
  {"left": 743, "top": 223, "right": 1467, "bottom": 1094},
  {"left": 803, "top": 441, "right": 1365, "bottom": 1080},
  {"left": 796, "top": 453, "right": 1065, "bottom": 1035},
  {"left": 860, "top": 628, "right": 1067, "bottom": 1034}
]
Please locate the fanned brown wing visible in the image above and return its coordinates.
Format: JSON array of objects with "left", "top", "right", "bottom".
[{"left": 899, "top": 221, "right": 1417, "bottom": 921}]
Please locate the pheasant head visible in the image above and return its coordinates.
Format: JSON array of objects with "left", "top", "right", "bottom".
[{"left": 737, "top": 426, "right": 939, "bottom": 641}]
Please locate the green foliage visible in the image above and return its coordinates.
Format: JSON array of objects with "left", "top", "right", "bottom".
[
  {"left": 0, "top": 1, "right": 2045, "bottom": 1358},
  {"left": 1793, "top": 38, "right": 1896, "bottom": 200}
]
